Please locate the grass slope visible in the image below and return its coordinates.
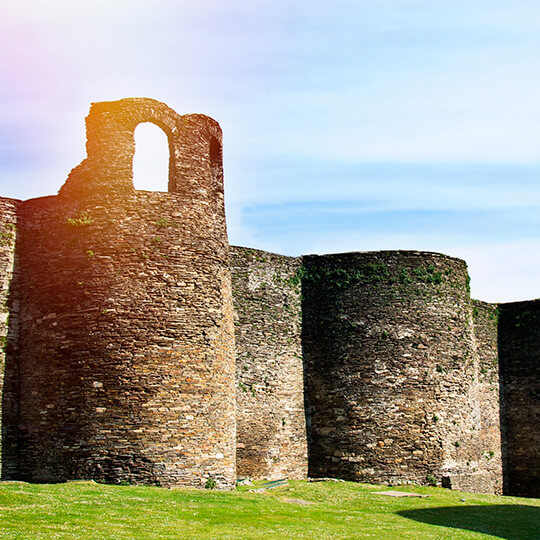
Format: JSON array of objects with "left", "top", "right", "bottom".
[{"left": 0, "top": 480, "right": 538, "bottom": 539}]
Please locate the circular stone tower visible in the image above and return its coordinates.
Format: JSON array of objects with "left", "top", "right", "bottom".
[
  {"left": 13, "top": 98, "right": 236, "bottom": 489},
  {"left": 303, "top": 251, "right": 486, "bottom": 489}
]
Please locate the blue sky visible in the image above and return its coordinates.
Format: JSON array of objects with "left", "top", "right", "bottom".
[{"left": 1, "top": 1, "right": 539, "bottom": 302}]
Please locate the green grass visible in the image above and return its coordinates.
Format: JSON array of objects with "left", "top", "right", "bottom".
[{"left": 0, "top": 480, "right": 538, "bottom": 539}]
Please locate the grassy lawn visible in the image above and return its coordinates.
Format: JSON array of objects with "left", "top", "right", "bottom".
[{"left": 0, "top": 479, "right": 538, "bottom": 539}]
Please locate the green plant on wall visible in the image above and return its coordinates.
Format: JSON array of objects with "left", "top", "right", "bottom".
[
  {"left": 489, "top": 307, "right": 500, "bottom": 323},
  {"left": 205, "top": 477, "right": 217, "bottom": 490},
  {"left": 425, "top": 474, "right": 437, "bottom": 487},
  {"left": 291, "top": 261, "right": 390, "bottom": 293},
  {"left": 155, "top": 217, "right": 179, "bottom": 228},
  {"left": 399, "top": 268, "right": 412, "bottom": 284},
  {"left": 66, "top": 211, "right": 94, "bottom": 227},
  {"left": 410, "top": 264, "right": 443, "bottom": 284},
  {"left": 514, "top": 310, "right": 532, "bottom": 328},
  {"left": 0, "top": 222, "right": 16, "bottom": 246}
]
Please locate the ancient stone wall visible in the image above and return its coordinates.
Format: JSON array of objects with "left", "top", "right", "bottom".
[
  {"left": 1, "top": 97, "right": 538, "bottom": 496},
  {"left": 230, "top": 246, "right": 307, "bottom": 480},
  {"left": 59, "top": 98, "right": 224, "bottom": 201},
  {"left": 498, "top": 299, "right": 540, "bottom": 498},
  {"left": 302, "top": 251, "right": 497, "bottom": 492},
  {"left": 0, "top": 197, "right": 20, "bottom": 476},
  {"left": 3, "top": 99, "right": 236, "bottom": 489},
  {"left": 470, "top": 300, "right": 503, "bottom": 494}
]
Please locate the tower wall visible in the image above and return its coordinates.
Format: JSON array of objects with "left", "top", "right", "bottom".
[
  {"left": 7, "top": 99, "right": 236, "bottom": 489},
  {"left": 0, "top": 96, "right": 536, "bottom": 496},
  {"left": 0, "top": 197, "right": 20, "bottom": 476},
  {"left": 498, "top": 299, "right": 540, "bottom": 498},
  {"left": 302, "top": 251, "right": 498, "bottom": 491},
  {"left": 230, "top": 246, "right": 307, "bottom": 480}
]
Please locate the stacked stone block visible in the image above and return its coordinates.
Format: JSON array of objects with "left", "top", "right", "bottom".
[
  {"left": 470, "top": 300, "right": 504, "bottom": 494},
  {"left": 0, "top": 198, "right": 20, "bottom": 477},
  {"left": 302, "top": 251, "right": 502, "bottom": 493},
  {"left": 498, "top": 300, "right": 540, "bottom": 498},
  {"left": 0, "top": 97, "right": 538, "bottom": 497},
  {"left": 2, "top": 98, "right": 236, "bottom": 489},
  {"left": 230, "top": 247, "right": 307, "bottom": 480}
]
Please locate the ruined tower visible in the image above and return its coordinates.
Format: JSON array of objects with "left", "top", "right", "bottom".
[{"left": 1, "top": 98, "right": 237, "bottom": 488}]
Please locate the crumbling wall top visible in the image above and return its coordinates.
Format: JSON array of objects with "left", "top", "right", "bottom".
[{"left": 59, "top": 98, "right": 223, "bottom": 199}]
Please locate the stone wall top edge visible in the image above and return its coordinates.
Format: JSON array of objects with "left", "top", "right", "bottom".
[
  {"left": 463, "top": 298, "right": 540, "bottom": 310},
  {"left": 88, "top": 97, "right": 222, "bottom": 137},
  {"left": 301, "top": 249, "right": 468, "bottom": 264},
  {"left": 23, "top": 190, "right": 205, "bottom": 205},
  {"left": 472, "top": 299, "right": 498, "bottom": 308},
  {"left": 235, "top": 246, "right": 469, "bottom": 265},
  {"left": 0, "top": 196, "right": 22, "bottom": 204},
  {"left": 497, "top": 298, "right": 540, "bottom": 308},
  {"left": 230, "top": 245, "right": 301, "bottom": 261},
  {"left": 20, "top": 194, "right": 57, "bottom": 205},
  {"left": 16, "top": 190, "right": 211, "bottom": 204}
]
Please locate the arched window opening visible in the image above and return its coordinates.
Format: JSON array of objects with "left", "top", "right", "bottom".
[{"left": 133, "top": 122, "right": 170, "bottom": 192}]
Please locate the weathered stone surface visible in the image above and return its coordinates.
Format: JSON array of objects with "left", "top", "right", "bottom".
[
  {"left": 59, "top": 98, "right": 224, "bottom": 201},
  {"left": 0, "top": 97, "right": 538, "bottom": 497},
  {"left": 498, "top": 299, "right": 540, "bottom": 498},
  {"left": 471, "top": 300, "right": 503, "bottom": 494},
  {"left": 0, "top": 197, "right": 20, "bottom": 477},
  {"left": 302, "top": 251, "right": 501, "bottom": 492},
  {"left": 1, "top": 98, "right": 236, "bottom": 489},
  {"left": 230, "top": 247, "right": 307, "bottom": 480}
]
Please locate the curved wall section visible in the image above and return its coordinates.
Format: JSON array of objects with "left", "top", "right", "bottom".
[
  {"left": 10, "top": 99, "right": 236, "bottom": 489},
  {"left": 303, "top": 251, "right": 491, "bottom": 490},
  {"left": 0, "top": 198, "right": 20, "bottom": 478},
  {"left": 230, "top": 246, "right": 307, "bottom": 480},
  {"left": 498, "top": 299, "right": 540, "bottom": 498}
]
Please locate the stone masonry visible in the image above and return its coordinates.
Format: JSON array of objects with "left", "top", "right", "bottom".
[
  {"left": 498, "top": 300, "right": 540, "bottom": 497},
  {"left": 1, "top": 99, "right": 236, "bottom": 489},
  {"left": 302, "top": 252, "right": 499, "bottom": 492},
  {"left": 0, "top": 98, "right": 538, "bottom": 497},
  {"left": 230, "top": 247, "right": 307, "bottom": 480}
]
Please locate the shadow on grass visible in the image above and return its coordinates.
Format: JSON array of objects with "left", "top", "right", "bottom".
[{"left": 398, "top": 505, "right": 540, "bottom": 540}]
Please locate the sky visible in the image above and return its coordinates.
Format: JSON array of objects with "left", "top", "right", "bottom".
[{"left": 1, "top": 1, "right": 539, "bottom": 302}]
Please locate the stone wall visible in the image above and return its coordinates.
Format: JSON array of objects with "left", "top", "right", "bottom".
[
  {"left": 2, "top": 99, "right": 236, "bottom": 489},
  {"left": 302, "top": 251, "right": 498, "bottom": 492},
  {"left": 470, "top": 300, "right": 503, "bottom": 494},
  {"left": 0, "top": 197, "right": 20, "bottom": 476},
  {"left": 498, "top": 299, "right": 540, "bottom": 498},
  {"left": 0, "top": 97, "right": 537, "bottom": 495},
  {"left": 230, "top": 246, "right": 307, "bottom": 480},
  {"left": 59, "top": 98, "right": 224, "bottom": 201}
]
